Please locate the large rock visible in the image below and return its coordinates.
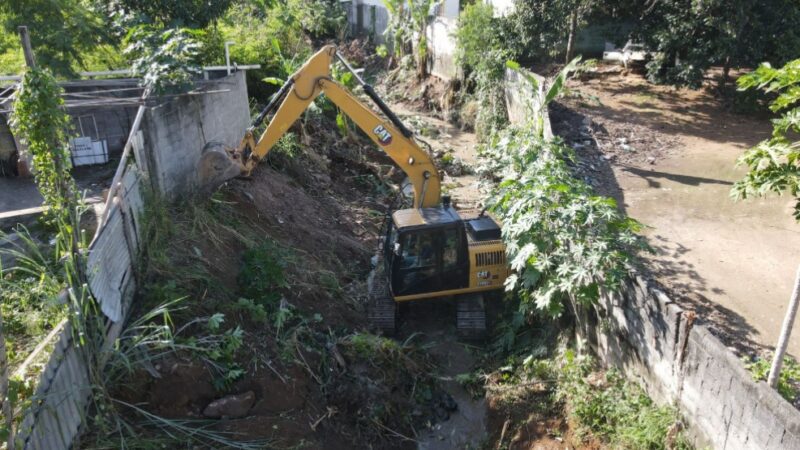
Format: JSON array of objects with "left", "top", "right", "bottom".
[{"left": 203, "top": 391, "right": 256, "bottom": 419}]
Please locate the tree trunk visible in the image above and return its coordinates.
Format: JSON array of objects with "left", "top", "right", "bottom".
[
  {"left": 565, "top": 9, "right": 578, "bottom": 64},
  {"left": 417, "top": 34, "right": 428, "bottom": 79},
  {"left": 719, "top": 56, "right": 731, "bottom": 92},
  {"left": 768, "top": 265, "right": 800, "bottom": 389}
]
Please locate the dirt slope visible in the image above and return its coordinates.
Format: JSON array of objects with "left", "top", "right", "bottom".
[{"left": 553, "top": 68, "right": 800, "bottom": 356}]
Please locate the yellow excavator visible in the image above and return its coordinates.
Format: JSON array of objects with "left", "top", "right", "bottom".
[{"left": 200, "top": 45, "right": 508, "bottom": 336}]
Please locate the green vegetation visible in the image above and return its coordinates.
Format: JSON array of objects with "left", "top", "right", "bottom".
[
  {"left": 4, "top": 66, "right": 93, "bottom": 447},
  {"left": 449, "top": 1, "right": 800, "bottom": 89},
  {"left": 238, "top": 242, "right": 289, "bottom": 308},
  {"left": 471, "top": 317, "right": 690, "bottom": 449},
  {"left": 557, "top": 351, "right": 690, "bottom": 449},
  {"left": 744, "top": 354, "right": 800, "bottom": 403},
  {"left": 732, "top": 59, "right": 800, "bottom": 220},
  {"left": 0, "top": 0, "right": 112, "bottom": 77},
  {"left": 497, "top": 0, "right": 592, "bottom": 65},
  {"left": 453, "top": 1, "right": 508, "bottom": 139},
  {"left": 482, "top": 126, "right": 646, "bottom": 317},
  {"left": 380, "top": 0, "right": 437, "bottom": 78},
  {"left": 629, "top": 0, "right": 800, "bottom": 88},
  {"left": 125, "top": 26, "right": 201, "bottom": 94},
  {"left": 0, "top": 228, "right": 67, "bottom": 365}
]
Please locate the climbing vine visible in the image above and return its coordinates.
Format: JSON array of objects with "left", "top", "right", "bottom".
[{"left": 10, "top": 68, "right": 79, "bottom": 229}]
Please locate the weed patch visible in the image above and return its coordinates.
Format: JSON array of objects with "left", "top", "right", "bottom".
[
  {"left": 557, "top": 351, "right": 689, "bottom": 449},
  {"left": 743, "top": 353, "right": 800, "bottom": 405}
]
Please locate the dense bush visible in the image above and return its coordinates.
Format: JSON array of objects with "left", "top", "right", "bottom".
[
  {"left": 481, "top": 123, "right": 647, "bottom": 317},
  {"left": 453, "top": 2, "right": 508, "bottom": 139},
  {"left": 630, "top": 0, "right": 800, "bottom": 87},
  {"left": 557, "top": 351, "right": 690, "bottom": 449}
]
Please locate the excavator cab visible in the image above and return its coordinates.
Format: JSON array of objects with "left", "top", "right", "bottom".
[
  {"left": 368, "top": 198, "right": 509, "bottom": 338},
  {"left": 386, "top": 205, "right": 470, "bottom": 297}
]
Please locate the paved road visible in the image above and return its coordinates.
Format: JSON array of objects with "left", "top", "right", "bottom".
[{"left": 0, "top": 176, "right": 43, "bottom": 213}]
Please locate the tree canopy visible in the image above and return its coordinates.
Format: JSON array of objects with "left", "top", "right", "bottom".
[{"left": 0, "top": 0, "right": 112, "bottom": 77}]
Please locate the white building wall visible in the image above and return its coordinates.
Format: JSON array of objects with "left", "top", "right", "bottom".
[
  {"left": 428, "top": 0, "right": 459, "bottom": 80},
  {"left": 346, "top": 0, "right": 460, "bottom": 80},
  {"left": 485, "top": 0, "right": 514, "bottom": 17}
]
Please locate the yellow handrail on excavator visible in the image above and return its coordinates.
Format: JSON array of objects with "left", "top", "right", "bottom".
[{"left": 206, "top": 45, "right": 441, "bottom": 209}]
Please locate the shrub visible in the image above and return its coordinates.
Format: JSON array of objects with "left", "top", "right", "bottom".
[
  {"left": 482, "top": 125, "right": 647, "bottom": 317},
  {"left": 732, "top": 59, "right": 800, "bottom": 221},
  {"left": 744, "top": 354, "right": 800, "bottom": 403},
  {"left": 454, "top": 2, "right": 509, "bottom": 140},
  {"left": 237, "top": 242, "right": 289, "bottom": 308},
  {"left": 557, "top": 352, "right": 689, "bottom": 449}
]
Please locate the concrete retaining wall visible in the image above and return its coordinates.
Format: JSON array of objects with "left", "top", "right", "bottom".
[
  {"left": 584, "top": 277, "right": 800, "bottom": 449},
  {"left": 140, "top": 71, "right": 250, "bottom": 197},
  {"left": 427, "top": 17, "right": 458, "bottom": 80},
  {"left": 503, "top": 67, "right": 553, "bottom": 139}
]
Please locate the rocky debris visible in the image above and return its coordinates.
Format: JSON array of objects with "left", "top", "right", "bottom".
[
  {"left": 433, "top": 392, "right": 459, "bottom": 421},
  {"left": 433, "top": 148, "right": 472, "bottom": 177},
  {"left": 549, "top": 101, "right": 678, "bottom": 167},
  {"left": 203, "top": 391, "right": 256, "bottom": 419}
]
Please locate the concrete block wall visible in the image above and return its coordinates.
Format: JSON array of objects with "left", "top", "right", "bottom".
[
  {"left": 504, "top": 67, "right": 553, "bottom": 139},
  {"left": 140, "top": 71, "right": 250, "bottom": 197},
  {"left": 427, "top": 17, "right": 458, "bottom": 80},
  {"left": 583, "top": 276, "right": 800, "bottom": 449}
]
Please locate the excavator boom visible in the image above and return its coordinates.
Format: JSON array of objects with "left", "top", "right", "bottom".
[{"left": 201, "top": 45, "right": 441, "bottom": 208}]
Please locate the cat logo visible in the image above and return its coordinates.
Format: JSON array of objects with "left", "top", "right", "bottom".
[{"left": 373, "top": 125, "right": 393, "bottom": 145}]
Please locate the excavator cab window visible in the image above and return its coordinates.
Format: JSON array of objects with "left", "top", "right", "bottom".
[{"left": 390, "top": 225, "right": 469, "bottom": 296}]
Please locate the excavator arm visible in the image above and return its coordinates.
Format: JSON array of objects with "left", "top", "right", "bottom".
[{"left": 225, "top": 45, "right": 441, "bottom": 208}]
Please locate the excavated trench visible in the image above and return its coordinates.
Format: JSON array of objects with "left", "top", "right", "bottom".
[{"left": 105, "top": 63, "right": 591, "bottom": 449}]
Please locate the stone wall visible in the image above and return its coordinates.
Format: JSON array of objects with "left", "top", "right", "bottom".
[{"left": 140, "top": 71, "right": 250, "bottom": 197}]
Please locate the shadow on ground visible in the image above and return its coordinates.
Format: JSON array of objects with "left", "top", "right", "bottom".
[{"left": 550, "top": 100, "right": 766, "bottom": 357}]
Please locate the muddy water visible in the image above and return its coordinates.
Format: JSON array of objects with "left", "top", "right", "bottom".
[
  {"left": 388, "top": 102, "right": 491, "bottom": 448},
  {"left": 399, "top": 300, "right": 488, "bottom": 449}
]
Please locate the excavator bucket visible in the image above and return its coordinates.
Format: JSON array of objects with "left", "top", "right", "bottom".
[{"left": 197, "top": 142, "right": 243, "bottom": 191}]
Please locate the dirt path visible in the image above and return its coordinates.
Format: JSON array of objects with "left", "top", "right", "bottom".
[
  {"left": 555, "top": 70, "right": 800, "bottom": 356},
  {"left": 391, "top": 103, "right": 484, "bottom": 208}
]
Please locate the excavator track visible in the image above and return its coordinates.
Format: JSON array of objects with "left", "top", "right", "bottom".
[
  {"left": 457, "top": 294, "right": 486, "bottom": 340},
  {"left": 367, "top": 264, "right": 397, "bottom": 335}
]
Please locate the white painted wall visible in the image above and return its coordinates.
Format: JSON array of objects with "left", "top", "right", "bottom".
[
  {"left": 485, "top": 0, "right": 514, "bottom": 17},
  {"left": 427, "top": 16, "right": 458, "bottom": 80}
]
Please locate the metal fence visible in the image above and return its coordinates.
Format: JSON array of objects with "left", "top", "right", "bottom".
[{"left": 16, "top": 139, "right": 147, "bottom": 450}]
